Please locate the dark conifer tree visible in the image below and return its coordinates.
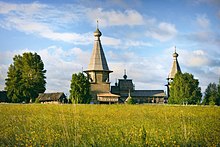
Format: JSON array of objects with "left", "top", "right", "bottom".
[{"left": 5, "top": 52, "right": 46, "bottom": 103}]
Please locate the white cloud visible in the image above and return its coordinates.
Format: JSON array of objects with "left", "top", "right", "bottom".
[
  {"left": 184, "top": 14, "right": 220, "bottom": 49},
  {"left": 1, "top": 15, "right": 93, "bottom": 44},
  {"left": 86, "top": 8, "right": 145, "bottom": 27},
  {"left": 196, "top": 14, "right": 210, "bottom": 29},
  {"left": 102, "top": 38, "right": 152, "bottom": 49},
  {"left": 193, "top": 50, "right": 205, "bottom": 55},
  {"left": 189, "top": 56, "right": 210, "bottom": 67},
  {"left": 124, "top": 40, "right": 152, "bottom": 47},
  {"left": 0, "top": 2, "right": 138, "bottom": 47},
  {"left": 102, "top": 36, "right": 122, "bottom": 46},
  {"left": 0, "top": 1, "right": 169, "bottom": 48},
  {"left": 146, "top": 22, "right": 177, "bottom": 42},
  {"left": 0, "top": 2, "right": 92, "bottom": 44},
  {"left": 177, "top": 48, "right": 219, "bottom": 91},
  {"left": 0, "top": 1, "right": 78, "bottom": 26},
  {"left": 0, "top": 64, "right": 8, "bottom": 90},
  {"left": 68, "top": 47, "right": 91, "bottom": 65},
  {"left": 0, "top": 1, "right": 46, "bottom": 14},
  {"left": 181, "top": 49, "right": 210, "bottom": 67},
  {"left": 37, "top": 46, "right": 91, "bottom": 93}
]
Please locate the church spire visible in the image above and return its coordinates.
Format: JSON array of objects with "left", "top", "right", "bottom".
[
  {"left": 86, "top": 21, "right": 111, "bottom": 72},
  {"left": 84, "top": 22, "right": 116, "bottom": 103},
  {"left": 168, "top": 46, "right": 181, "bottom": 80}
]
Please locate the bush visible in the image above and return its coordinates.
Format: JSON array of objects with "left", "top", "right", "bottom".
[{"left": 126, "top": 97, "right": 135, "bottom": 104}]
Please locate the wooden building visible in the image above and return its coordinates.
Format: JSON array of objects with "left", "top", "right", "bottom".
[
  {"left": 83, "top": 23, "right": 169, "bottom": 104},
  {"left": 111, "top": 72, "right": 165, "bottom": 104},
  {"left": 84, "top": 24, "right": 119, "bottom": 104},
  {"left": 38, "top": 92, "right": 67, "bottom": 104},
  {"left": 165, "top": 47, "right": 182, "bottom": 101}
]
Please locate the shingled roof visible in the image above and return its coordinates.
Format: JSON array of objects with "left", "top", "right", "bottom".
[
  {"left": 168, "top": 49, "right": 181, "bottom": 79},
  {"left": 38, "top": 92, "right": 66, "bottom": 102},
  {"left": 97, "top": 92, "right": 120, "bottom": 97},
  {"left": 131, "top": 90, "right": 165, "bottom": 97},
  {"left": 86, "top": 28, "right": 111, "bottom": 72}
]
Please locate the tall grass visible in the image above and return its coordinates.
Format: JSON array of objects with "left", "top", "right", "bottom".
[{"left": 0, "top": 104, "right": 219, "bottom": 146}]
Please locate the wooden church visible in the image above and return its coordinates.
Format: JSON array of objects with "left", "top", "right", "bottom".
[
  {"left": 165, "top": 47, "right": 182, "bottom": 102},
  {"left": 84, "top": 23, "right": 181, "bottom": 104},
  {"left": 84, "top": 24, "right": 119, "bottom": 104}
]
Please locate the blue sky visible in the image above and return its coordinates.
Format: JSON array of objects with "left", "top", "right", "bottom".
[{"left": 0, "top": 0, "right": 220, "bottom": 96}]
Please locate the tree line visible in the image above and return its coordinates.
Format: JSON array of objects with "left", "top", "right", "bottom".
[{"left": 2, "top": 52, "right": 220, "bottom": 105}]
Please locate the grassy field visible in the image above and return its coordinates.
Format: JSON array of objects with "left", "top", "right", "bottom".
[{"left": 0, "top": 104, "right": 220, "bottom": 146}]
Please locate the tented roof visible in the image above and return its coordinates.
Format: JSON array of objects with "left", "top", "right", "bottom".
[
  {"left": 87, "top": 28, "right": 111, "bottom": 72},
  {"left": 168, "top": 51, "right": 181, "bottom": 79}
]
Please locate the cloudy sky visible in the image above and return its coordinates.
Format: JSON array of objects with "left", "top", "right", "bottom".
[{"left": 0, "top": 0, "right": 219, "bottom": 96}]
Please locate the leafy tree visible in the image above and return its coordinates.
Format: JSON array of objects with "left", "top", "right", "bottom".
[
  {"left": 5, "top": 52, "right": 46, "bottom": 103},
  {"left": 168, "top": 72, "right": 202, "bottom": 105},
  {"left": 204, "top": 78, "right": 220, "bottom": 106},
  {"left": 203, "top": 83, "right": 218, "bottom": 105},
  {"left": 218, "top": 78, "right": 220, "bottom": 105},
  {"left": 69, "top": 72, "right": 91, "bottom": 104}
]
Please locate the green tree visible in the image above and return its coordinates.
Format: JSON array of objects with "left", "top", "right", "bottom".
[
  {"left": 218, "top": 78, "right": 220, "bottom": 105},
  {"left": 168, "top": 72, "right": 202, "bottom": 105},
  {"left": 69, "top": 72, "right": 91, "bottom": 104},
  {"left": 126, "top": 96, "right": 135, "bottom": 104},
  {"left": 203, "top": 83, "right": 218, "bottom": 105},
  {"left": 5, "top": 52, "right": 46, "bottom": 103}
]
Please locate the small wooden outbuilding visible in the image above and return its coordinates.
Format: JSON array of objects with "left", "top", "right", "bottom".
[{"left": 38, "top": 92, "right": 67, "bottom": 104}]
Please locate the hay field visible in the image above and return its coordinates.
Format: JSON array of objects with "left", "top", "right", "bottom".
[{"left": 0, "top": 104, "right": 220, "bottom": 146}]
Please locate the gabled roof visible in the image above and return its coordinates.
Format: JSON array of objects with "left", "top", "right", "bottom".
[
  {"left": 132, "top": 90, "right": 165, "bottom": 97},
  {"left": 38, "top": 92, "right": 66, "bottom": 102},
  {"left": 168, "top": 50, "right": 181, "bottom": 79},
  {"left": 120, "top": 90, "right": 165, "bottom": 97},
  {"left": 86, "top": 28, "right": 111, "bottom": 72}
]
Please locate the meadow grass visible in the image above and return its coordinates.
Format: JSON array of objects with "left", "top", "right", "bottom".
[{"left": 0, "top": 104, "right": 220, "bottom": 146}]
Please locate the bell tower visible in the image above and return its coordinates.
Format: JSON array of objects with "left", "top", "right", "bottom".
[
  {"left": 84, "top": 21, "right": 112, "bottom": 102},
  {"left": 166, "top": 46, "right": 181, "bottom": 98}
]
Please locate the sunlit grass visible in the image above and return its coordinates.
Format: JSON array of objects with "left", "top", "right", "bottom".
[{"left": 0, "top": 104, "right": 219, "bottom": 146}]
